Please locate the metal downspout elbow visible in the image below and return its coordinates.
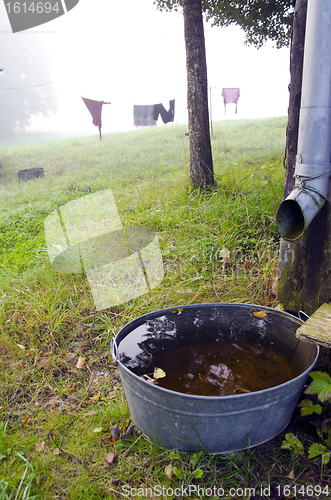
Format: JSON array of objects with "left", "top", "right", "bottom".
[{"left": 276, "top": 162, "right": 330, "bottom": 241}]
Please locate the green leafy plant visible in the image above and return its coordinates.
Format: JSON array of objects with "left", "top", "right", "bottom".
[
  {"left": 166, "top": 449, "right": 204, "bottom": 481},
  {"left": 281, "top": 433, "right": 304, "bottom": 454},
  {"left": 287, "top": 371, "right": 331, "bottom": 470},
  {"left": 297, "top": 398, "right": 322, "bottom": 416},
  {"left": 305, "top": 371, "right": 331, "bottom": 402},
  {"left": 300, "top": 373, "right": 331, "bottom": 438},
  {"left": 308, "top": 443, "right": 330, "bottom": 465}
]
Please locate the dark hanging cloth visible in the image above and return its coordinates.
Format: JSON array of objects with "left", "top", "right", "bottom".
[
  {"left": 221, "top": 88, "right": 240, "bottom": 114},
  {"left": 133, "top": 105, "right": 156, "bottom": 127},
  {"left": 153, "top": 99, "right": 175, "bottom": 124},
  {"left": 82, "top": 97, "right": 111, "bottom": 140}
]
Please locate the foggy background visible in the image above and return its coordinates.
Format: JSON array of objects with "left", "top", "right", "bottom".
[{"left": 0, "top": 0, "right": 291, "bottom": 139}]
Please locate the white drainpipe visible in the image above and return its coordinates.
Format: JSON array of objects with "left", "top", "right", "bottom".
[{"left": 277, "top": 0, "right": 331, "bottom": 241}]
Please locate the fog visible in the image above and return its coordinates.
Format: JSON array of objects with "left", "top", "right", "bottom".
[{"left": 0, "top": 0, "right": 291, "bottom": 138}]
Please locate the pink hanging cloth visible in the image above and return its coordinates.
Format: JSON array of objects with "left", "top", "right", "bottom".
[
  {"left": 221, "top": 88, "right": 240, "bottom": 114},
  {"left": 82, "top": 97, "right": 111, "bottom": 140}
]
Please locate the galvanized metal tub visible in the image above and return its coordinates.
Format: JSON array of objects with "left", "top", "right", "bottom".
[{"left": 111, "top": 303, "right": 319, "bottom": 453}]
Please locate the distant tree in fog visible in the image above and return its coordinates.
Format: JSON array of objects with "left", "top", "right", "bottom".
[
  {"left": 0, "top": 35, "right": 57, "bottom": 136},
  {"left": 155, "top": 0, "right": 297, "bottom": 190}
]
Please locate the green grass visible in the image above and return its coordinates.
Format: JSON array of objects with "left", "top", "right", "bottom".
[{"left": 1, "top": 117, "right": 330, "bottom": 499}]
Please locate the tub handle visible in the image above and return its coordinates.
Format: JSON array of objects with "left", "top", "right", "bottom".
[
  {"left": 111, "top": 337, "right": 118, "bottom": 363},
  {"left": 298, "top": 310, "right": 310, "bottom": 322}
]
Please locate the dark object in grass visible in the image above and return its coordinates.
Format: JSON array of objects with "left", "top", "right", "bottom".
[{"left": 17, "top": 167, "right": 45, "bottom": 181}]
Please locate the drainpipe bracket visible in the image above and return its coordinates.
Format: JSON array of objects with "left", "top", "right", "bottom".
[
  {"left": 293, "top": 162, "right": 331, "bottom": 208},
  {"left": 294, "top": 163, "right": 330, "bottom": 178}
]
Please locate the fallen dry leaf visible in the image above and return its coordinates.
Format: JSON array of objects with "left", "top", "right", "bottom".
[
  {"left": 25, "top": 348, "right": 36, "bottom": 357},
  {"left": 23, "top": 415, "right": 30, "bottom": 426},
  {"left": 111, "top": 425, "right": 121, "bottom": 441},
  {"left": 93, "top": 427, "right": 103, "bottom": 433},
  {"left": 35, "top": 441, "right": 45, "bottom": 452},
  {"left": 304, "top": 467, "right": 314, "bottom": 477},
  {"left": 37, "top": 358, "right": 49, "bottom": 369},
  {"left": 287, "top": 469, "right": 295, "bottom": 480},
  {"left": 105, "top": 451, "right": 118, "bottom": 465},
  {"left": 90, "top": 393, "right": 101, "bottom": 404},
  {"left": 253, "top": 311, "right": 267, "bottom": 318},
  {"left": 122, "top": 424, "right": 135, "bottom": 441},
  {"left": 165, "top": 464, "right": 174, "bottom": 479},
  {"left": 53, "top": 447, "right": 61, "bottom": 455},
  {"left": 76, "top": 357, "right": 86, "bottom": 369},
  {"left": 125, "top": 424, "right": 135, "bottom": 436}
]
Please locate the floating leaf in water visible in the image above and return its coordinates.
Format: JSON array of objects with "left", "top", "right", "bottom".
[
  {"left": 233, "top": 388, "right": 251, "bottom": 394},
  {"left": 153, "top": 367, "right": 166, "bottom": 380},
  {"left": 253, "top": 311, "right": 267, "bottom": 318},
  {"left": 141, "top": 374, "right": 158, "bottom": 384},
  {"left": 171, "top": 308, "right": 183, "bottom": 315}
]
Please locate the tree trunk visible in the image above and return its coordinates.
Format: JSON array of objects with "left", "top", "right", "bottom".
[
  {"left": 283, "top": 0, "right": 307, "bottom": 198},
  {"left": 277, "top": 0, "right": 331, "bottom": 316},
  {"left": 278, "top": 184, "right": 331, "bottom": 316},
  {"left": 183, "top": 0, "right": 214, "bottom": 188}
]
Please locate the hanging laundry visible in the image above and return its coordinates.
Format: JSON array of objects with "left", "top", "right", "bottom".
[
  {"left": 134, "top": 100, "right": 175, "bottom": 127},
  {"left": 221, "top": 88, "right": 240, "bottom": 114},
  {"left": 154, "top": 99, "right": 175, "bottom": 124},
  {"left": 82, "top": 97, "right": 111, "bottom": 140},
  {"left": 134, "top": 105, "right": 156, "bottom": 127}
]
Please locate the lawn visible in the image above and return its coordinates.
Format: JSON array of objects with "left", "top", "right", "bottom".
[{"left": 0, "top": 117, "right": 330, "bottom": 499}]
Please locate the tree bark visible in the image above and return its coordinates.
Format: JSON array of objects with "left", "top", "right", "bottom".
[
  {"left": 283, "top": 0, "right": 307, "bottom": 198},
  {"left": 277, "top": 184, "right": 331, "bottom": 316},
  {"left": 183, "top": 0, "right": 214, "bottom": 188}
]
